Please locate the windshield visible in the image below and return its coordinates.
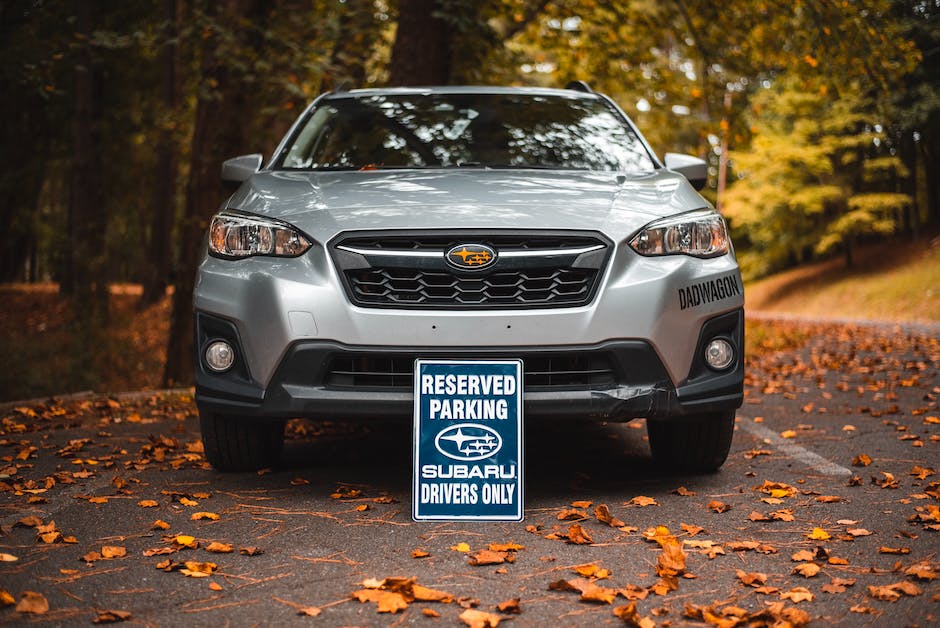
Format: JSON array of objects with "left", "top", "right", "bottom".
[{"left": 277, "top": 92, "right": 657, "bottom": 173}]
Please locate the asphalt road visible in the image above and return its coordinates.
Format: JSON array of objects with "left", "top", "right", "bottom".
[{"left": 1, "top": 318, "right": 937, "bottom": 626}]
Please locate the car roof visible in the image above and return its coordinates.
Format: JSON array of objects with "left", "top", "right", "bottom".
[{"left": 321, "top": 85, "right": 601, "bottom": 100}]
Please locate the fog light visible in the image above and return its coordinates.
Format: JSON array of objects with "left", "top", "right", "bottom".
[
  {"left": 205, "top": 340, "right": 235, "bottom": 372},
  {"left": 704, "top": 338, "right": 734, "bottom": 370}
]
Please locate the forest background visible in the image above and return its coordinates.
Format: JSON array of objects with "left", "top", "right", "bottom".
[{"left": 0, "top": 0, "right": 937, "bottom": 400}]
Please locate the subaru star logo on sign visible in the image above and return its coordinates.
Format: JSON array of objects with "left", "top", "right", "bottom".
[
  {"left": 435, "top": 424, "right": 502, "bottom": 461},
  {"left": 445, "top": 243, "right": 497, "bottom": 270},
  {"left": 413, "top": 359, "right": 523, "bottom": 521}
]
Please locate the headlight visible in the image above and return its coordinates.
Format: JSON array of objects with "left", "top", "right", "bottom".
[
  {"left": 629, "top": 209, "right": 730, "bottom": 258},
  {"left": 208, "top": 211, "right": 312, "bottom": 259}
]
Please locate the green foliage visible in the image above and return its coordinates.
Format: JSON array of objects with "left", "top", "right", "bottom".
[{"left": 724, "top": 77, "right": 912, "bottom": 278}]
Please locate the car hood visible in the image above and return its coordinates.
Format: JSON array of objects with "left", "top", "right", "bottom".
[{"left": 225, "top": 169, "right": 709, "bottom": 243}]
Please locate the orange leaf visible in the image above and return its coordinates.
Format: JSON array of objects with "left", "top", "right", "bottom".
[{"left": 15, "top": 591, "right": 49, "bottom": 614}]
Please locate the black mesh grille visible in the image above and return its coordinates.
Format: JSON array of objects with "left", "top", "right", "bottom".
[
  {"left": 331, "top": 231, "right": 610, "bottom": 309},
  {"left": 325, "top": 352, "right": 617, "bottom": 390}
]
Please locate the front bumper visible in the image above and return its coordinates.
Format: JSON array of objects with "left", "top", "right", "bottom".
[{"left": 195, "top": 309, "right": 744, "bottom": 422}]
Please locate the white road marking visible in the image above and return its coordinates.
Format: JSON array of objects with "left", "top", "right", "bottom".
[{"left": 738, "top": 421, "right": 854, "bottom": 476}]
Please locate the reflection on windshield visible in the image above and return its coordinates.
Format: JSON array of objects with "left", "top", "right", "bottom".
[{"left": 279, "top": 93, "right": 656, "bottom": 174}]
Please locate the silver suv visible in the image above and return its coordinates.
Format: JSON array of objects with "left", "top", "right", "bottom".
[{"left": 194, "top": 85, "right": 744, "bottom": 472}]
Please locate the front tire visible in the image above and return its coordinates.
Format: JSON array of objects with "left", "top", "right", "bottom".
[
  {"left": 199, "top": 410, "right": 285, "bottom": 472},
  {"left": 647, "top": 411, "right": 735, "bottom": 472}
]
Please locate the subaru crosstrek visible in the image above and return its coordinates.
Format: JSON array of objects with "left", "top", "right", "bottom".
[{"left": 194, "top": 84, "right": 744, "bottom": 472}]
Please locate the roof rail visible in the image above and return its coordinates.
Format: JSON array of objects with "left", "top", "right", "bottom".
[{"left": 565, "top": 80, "right": 593, "bottom": 93}]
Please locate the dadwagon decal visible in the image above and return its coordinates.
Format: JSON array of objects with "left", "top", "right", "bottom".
[
  {"left": 413, "top": 360, "right": 523, "bottom": 521},
  {"left": 678, "top": 273, "right": 742, "bottom": 310}
]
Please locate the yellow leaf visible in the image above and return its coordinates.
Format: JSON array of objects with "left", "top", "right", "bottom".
[
  {"left": 174, "top": 535, "right": 197, "bottom": 548},
  {"left": 0, "top": 553, "right": 18, "bottom": 562},
  {"left": 138, "top": 500, "right": 158, "bottom": 508},
  {"left": 179, "top": 497, "right": 198, "bottom": 507},
  {"left": 209, "top": 582, "right": 223, "bottom": 591},
  {"left": 450, "top": 542, "right": 471, "bottom": 553},
  {"left": 152, "top": 520, "right": 171, "bottom": 530},
  {"left": 780, "top": 430, "right": 797, "bottom": 438},
  {"left": 807, "top": 527, "right": 831, "bottom": 540},
  {"left": 190, "top": 512, "right": 219, "bottom": 521}
]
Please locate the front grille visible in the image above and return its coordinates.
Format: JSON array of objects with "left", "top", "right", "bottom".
[
  {"left": 347, "top": 267, "right": 595, "bottom": 306},
  {"left": 325, "top": 352, "right": 617, "bottom": 390},
  {"left": 330, "top": 231, "right": 611, "bottom": 309}
]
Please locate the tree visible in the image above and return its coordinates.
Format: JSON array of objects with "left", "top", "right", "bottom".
[{"left": 723, "top": 78, "right": 910, "bottom": 278}]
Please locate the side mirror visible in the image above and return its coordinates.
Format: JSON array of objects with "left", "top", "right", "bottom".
[
  {"left": 221, "top": 153, "right": 263, "bottom": 188},
  {"left": 664, "top": 153, "right": 707, "bottom": 191}
]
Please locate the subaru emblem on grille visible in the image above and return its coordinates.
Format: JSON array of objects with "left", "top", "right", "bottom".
[{"left": 446, "top": 243, "right": 497, "bottom": 271}]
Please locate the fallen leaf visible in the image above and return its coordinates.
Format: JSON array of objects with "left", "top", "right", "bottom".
[
  {"left": 208, "top": 582, "right": 223, "bottom": 592},
  {"left": 758, "top": 480, "right": 797, "bottom": 498},
  {"left": 672, "top": 486, "right": 696, "bottom": 496},
  {"left": 488, "top": 542, "right": 524, "bottom": 552},
  {"left": 138, "top": 500, "right": 158, "bottom": 508},
  {"left": 573, "top": 563, "right": 611, "bottom": 579},
  {"left": 92, "top": 609, "right": 132, "bottom": 624},
  {"left": 101, "top": 546, "right": 126, "bottom": 559},
  {"left": 815, "top": 495, "right": 841, "bottom": 503},
  {"left": 412, "top": 548, "right": 430, "bottom": 558},
  {"left": 567, "top": 524, "right": 593, "bottom": 545},
  {"left": 792, "top": 563, "right": 821, "bottom": 578},
  {"left": 450, "top": 542, "right": 472, "bottom": 553},
  {"left": 496, "top": 598, "right": 521, "bottom": 614},
  {"left": 847, "top": 528, "right": 872, "bottom": 537},
  {"left": 352, "top": 589, "right": 409, "bottom": 613},
  {"left": 627, "top": 496, "right": 658, "bottom": 507},
  {"left": 613, "top": 601, "right": 655, "bottom": 627},
  {"left": 852, "top": 454, "right": 872, "bottom": 467},
  {"left": 807, "top": 527, "right": 831, "bottom": 540},
  {"left": 822, "top": 577, "right": 856, "bottom": 594},
  {"left": 780, "top": 429, "right": 797, "bottom": 438},
  {"left": 15, "top": 591, "right": 49, "bottom": 614},
  {"left": 878, "top": 546, "right": 911, "bottom": 554},
  {"left": 557, "top": 508, "right": 587, "bottom": 521},
  {"left": 190, "top": 512, "right": 219, "bottom": 521},
  {"left": 780, "top": 587, "right": 814, "bottom": 603},
  {"left": 618, "top": 584, "right": 648, "bottom": 600},
  {"left": 468, "top": 549, "right": 507, "bottom": 566},
  {"left": 748, "top": 511, "right": 770, "bottom": 522},
  {"left": 549, "top": 577, "right": 617, "bottom": 604},
  {"left": 180, "top": 561, "right": 216, "bottom": 577},
  {"left": 152, "top": 520, "right": 170, "bottom": 530},
  {"left": 736, "top": 570, "right": 767, "bottom": 587},
  {"left": 423, "top": 608, "right": 440, "bottom": 618},
  {"left": 0, "top": 553, "right": 18, "bottom": 562},
  {"left": 240, "top": 546, "right": 263, "bottom": 556},
  {"left": 571, "top": 500, "right": 593, "bottom": 508},
  {"left": 707, "top": 500, "right": 731, "bottom": 513},
  {"left": 173, "top": 535, "right": 197, "bottom": 549},
  {"left": 0, "top": 590, "right": 14, "bottom": 606},
  {"left": 459, "top": 608, "right": 504, "bottom": 627},
  {"left": 205, "top": 542, "right": 233, "bottom": 553},
  {"left": 595, "top": 504, "right": 625, "bottom": 528}
]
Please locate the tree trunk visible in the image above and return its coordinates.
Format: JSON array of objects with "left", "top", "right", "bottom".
[
  {"left": 163, "top": 0, "right": 264, "bottom": 386},
  {"left": 388, "top": 0, "right": 455, "bottom": 86},
  {"left": 68, "top": 0, "right": 108, "bottom": 322},
  {"left": 321, "top": 0, "right": 378, "bottom": 91},
  {"left": 142, "top": 0, "right": 181, "bottom": 307}
]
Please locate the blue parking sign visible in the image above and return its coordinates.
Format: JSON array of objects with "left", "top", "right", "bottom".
[{"left": 413, "top": 360, "right": 523, "bottom": 521}]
